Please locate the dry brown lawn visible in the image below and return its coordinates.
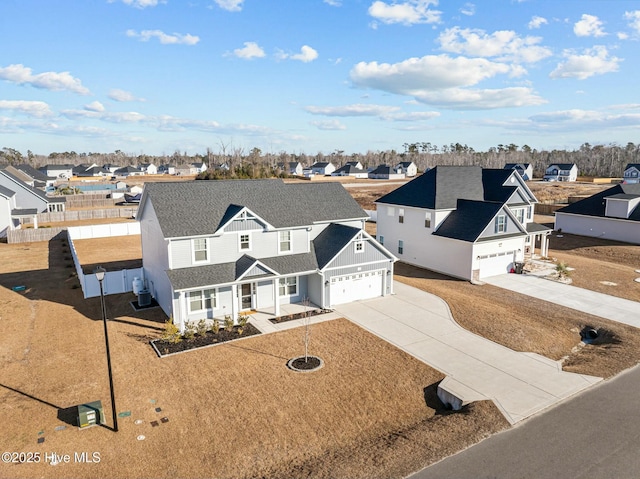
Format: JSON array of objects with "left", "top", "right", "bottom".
[
  {"left": 527, "top": 181, "right": 611, "bottom": 203},
  {"left": 72, "top": 235, "right": 142, "bottom": 274},
  {"left": 0, "top": 239, "right": 507, "bottom": 479}
]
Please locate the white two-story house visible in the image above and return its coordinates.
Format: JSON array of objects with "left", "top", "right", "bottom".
[
  {"left": 543, "top": 163, "right": 578, "bottom": 182},
  {"left": 375, "top": 166, "right": 551, "bottom": 281},
  {"left": 137, "top": 179, "right": 396, "bottom": 331}
]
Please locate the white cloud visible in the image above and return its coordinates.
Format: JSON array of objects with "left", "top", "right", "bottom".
[
  {"left": 61, "top": 108, "right": 146, "bottom": 123},
  {"left": 0, "top": 64, "right": 90, "bottom": 95},
  {"left": 460, "top": 3, "right": 475, "bottom": 16},
  {"left": 310, "top": 119, "right": 347, "bottom": 130},
  {"left": 232, "top": 42, "right": 266, "bottom": 59},
  {"left": 84, "top": 101, "right": 105, "bottom": 112},
  {"left": 574, "top": 14, "right": 606, "bottom": 37},
  {"left": 278, "top": 45, "right": 318, "bottom": 62},
  {"left": 550, "top": 45, "right": 621, "bottom": 80},
  {"left": 0, "top": 100, "right": 53, "bottom": 117},
  {"left": 111, "top": 0, "right": 164, "bottom": 8},
  {"left": 108, "top": 89, "right": 145, "bottom": 102},
  {"left": 213, "top": 0, "right": 244, "bottom": 12},
  {"left": 126, "top": 29, "right": 200, "bottom": 45},
  {"left": 624, "top": 10, "right": 640, "bottom": 36},
  {"left": 385, "top": 111, "right": 440, "bottom": 121},
  {"left": 437, "top": 27, "right": 552, "bottom": 63},
  {"left": 527, "top": 108, "right": 640, "bottom": 131},
  {"left": 324, "top": 0, "right": 342, "bottom": 6},
  {"left": 368, "top": 0, "right": 441, "bottom": 26},
  {"left": 350, "top": 55, "right": 545, "bottom": 109},
  {"left": 306, "top": 104, "right": 400, "bottom": 117},
  {"left": 528, "top": 16, "right": 548, "bottom": 29}
]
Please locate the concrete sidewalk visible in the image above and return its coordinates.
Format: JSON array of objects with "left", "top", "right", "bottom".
[
  {"left": 485, "top": 273, "right": 640, "bottom": 328},
  {"left": 335, "top": 281, "right": 601, "bottom": 425}
]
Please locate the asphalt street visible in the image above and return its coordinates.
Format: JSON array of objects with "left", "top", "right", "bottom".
[{"left": 413, "top": 365, "right": 640, "bottom": 479}]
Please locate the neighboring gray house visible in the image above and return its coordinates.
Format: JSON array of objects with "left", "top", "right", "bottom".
[
  {"left": 13, "top": 164, "right": 55, "bottom": 188},
  {"left": 504, "top": 163, "right": 533, "bottom": 181},
  {"left": 376, "top": 166, "right": 551, "bottom": 281},
  {"left": 114, "top": 166, "right": 143, "bottom": 177},
  {"left": 158, "top": 164, "right": 176, "bottom": 175},
  {"left": 0, "top": 185, "right": 18, "bottom": 237},
  {"left": 544, "top": 163, "right": 578, "bottom": 182},
  {"left": 137, "top": 179, "right": 396, "bottom": 332},
  {"left": 555, "top": 183, "right": 640, "bottom": 245},
  {"left": 368, "top": 165, "right": 405, "bottom": 180},
  {"left": 310, "top": 162, "right": 336, "bottom": 176},
  {"left": 623, "top": 164, "right": 640, "bottom": 184},
  {"left": 395, "top": 161, "right": 418, "bottom": 177}
]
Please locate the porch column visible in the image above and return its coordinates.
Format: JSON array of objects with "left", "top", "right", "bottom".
[
  {"left": 231, "top": 284, "right": 238, "bottom": 321},
  {"left": 33, "top": 215, "right": 38, "bottom": 229},
  {"left": 541, "top": 234, "right": 549, "bottom": 257},
  {"left": 178, "top": 291, "right": 187, "bottom": 333},
  {"left": 273, "top": 279, "right": 280, "bottom": 317}
]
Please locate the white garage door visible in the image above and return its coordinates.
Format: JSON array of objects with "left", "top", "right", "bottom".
[
  {"left": 330, "top": 270, "right": 384, "bottom": 306},
  {"left": 478, "top": 252, "right": 514, "bottom": 279}
]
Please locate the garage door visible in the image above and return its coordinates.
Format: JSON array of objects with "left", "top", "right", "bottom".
[
  {"left": 330, "top": 270, "right": 384, "bottom": 306},
  {"left": 478, "top": 252, "right": 514, "bottom": 279}
]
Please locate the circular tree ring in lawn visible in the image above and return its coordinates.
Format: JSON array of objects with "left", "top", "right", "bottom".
[{"left": 287, "top": 355, "right": 324, "bottom": 372}]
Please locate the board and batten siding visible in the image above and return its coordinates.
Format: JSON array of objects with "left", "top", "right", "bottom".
[
  {"left": 477, "top": 210, "right": 523, "bottom": 239},
  {"left": 140, "top": 199, "right": 173, "bottom": 317},
  {"left": 224, "top": 217, "right": 265, "bottom": 233},
  {"left": 323, "top": 238, "right": 390, "bottom": 270}
]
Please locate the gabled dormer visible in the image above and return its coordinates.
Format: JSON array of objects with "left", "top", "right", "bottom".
[{"left": 216, "top": 205, "right": 273, "bottom": 234}]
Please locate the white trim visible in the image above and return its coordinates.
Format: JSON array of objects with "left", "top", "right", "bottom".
[{"left": 323, "top": 258, "right": 394, "bottom": 272}]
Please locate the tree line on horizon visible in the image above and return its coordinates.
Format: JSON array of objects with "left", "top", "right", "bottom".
[{"left": 1, "top": 141, "right": 638, "bottom": 179}]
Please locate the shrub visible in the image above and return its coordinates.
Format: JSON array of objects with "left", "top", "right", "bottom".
[
  {"left": 223, "top": 315, "right": 234, "bottom": 331},
  {"left": 237, "top": 314, "right": 249, "bottom": 335},
  {"left": 556, "top": 262, "right": 571, "bottom": 279},
  {"left": 196, "top": 318, "right": 208, "bottom": 337},
  {"left": 161, "top": 319, "right": 181, "bottom": 344},
  {"left": 183, "top": 321, "right": 196, "bottom": 341},
  {"left": 210, "top": 318, "right": 221, "bottom": 334}
]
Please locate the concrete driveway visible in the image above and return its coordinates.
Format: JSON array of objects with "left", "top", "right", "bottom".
[{"left": 335, "top": 281, "right": 601, "bottom": 424}]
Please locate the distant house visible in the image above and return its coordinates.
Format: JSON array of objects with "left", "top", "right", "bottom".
[
  {"left": 310, "top": 162, "right": 335, "bottom": 176},
  {"left": 137, "top": 179, "right": 396, "bottom": 332},
  {"left": 158, "top": 164, "right": 176, "bottom": 175},
  {"left": 190, "top": 162, "right": 208, "bottom": 174},
  {"left": 555, "top": 183, "right": 640, "bottom": 244},
  {"left": 395, "top": 161, "right": 417, "bottom": 177},
  {"left": 504, "top": 163, "right": 533, "bottom": 181},
  {"left": 345, "top": 160, "right": 364, "bottom": 170},
  {"left": 332, "top": 164, "right": 368, "bottom": 178},
  {"left": 40, "top": 164, "right": 74, "bottom": 179},
  {"left": 114, "top": 166, "right": 143, "bottom": 177},
  {"left": 139, "top": 163, "right": 158, "bottom": 175},
  {"left": 623, "top": 164, "right": 640, "bottom": 184},
  {"left": 103, "top": 164, "right": 120, "bottom": 174},
  {"left": 76, "top": 166, "right": 109, "bottom": 177},
  {"left": 277, "top": 162, "right": 303, "bottom": 176},
  {"left": 368, "top": 165, "right": 405, "bottom": 180},
  {"left": 543, "top": 163, "right": 578, "bottom": 182}
]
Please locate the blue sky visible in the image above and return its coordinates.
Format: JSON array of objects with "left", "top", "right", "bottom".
[{"left": 1, "top": 0, "right": 639, "bottom": 156}]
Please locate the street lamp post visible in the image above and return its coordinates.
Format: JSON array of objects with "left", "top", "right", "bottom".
[{"left": 95, "top": 266, "right": 118, "bottom": 432}]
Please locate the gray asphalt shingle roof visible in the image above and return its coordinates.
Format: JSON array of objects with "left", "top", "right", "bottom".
[
  {"left": 0, "top": 184, "right": 15, "bottom": 198},
  {"left": 557, "top": 184, "right": 640, "bottom": 221},
  {"left": 143, "top": 179, "right": 367, "bottom": 238},
  {"left": 432, "top": 199, "right": 508, "bottom": 242},
  {"left": 313, "top": 223, "right": 360, "bottom": 269}
]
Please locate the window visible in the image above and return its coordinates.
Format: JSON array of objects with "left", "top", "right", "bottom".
[
  {"left": 279, "top": 277, "right": 297, "bottom": 296},
  {"left": 495, "top": 215, "right": 506, "bottom": 233},
  {"left": 239, "top": 233, "right": 251, "bottom": 250},
  {"left": 193, "top": 238, "right": 208, "bottom": 262},
  {"left": 527, "top": 206, "right": 532, "bottom": 219},
  {"left": 387, "top": 206, "right": 395, "bottom": 216},
  {"left": 188, "top": 288, "right": 216, "bottom": 312},
  {"left": 514, "top": 209, "right": 524, "bottom": 224},
  {"left": 399, "top": 208, "right": 404, "bottom": 223},
  {"left": 355, "top": 241, "right": 364, "bottom": 253},
  {"left": 378, "top": 235, "right": 384, "bottom": 245},
  {"left": 279, "top": 231, "right": 291, "bottom": 252},
  {"left": 398, "top": 240, "right": 404, "bottom": 255},
  {"left": 425, "top": 213, "right": 431, "bottom": 228}
]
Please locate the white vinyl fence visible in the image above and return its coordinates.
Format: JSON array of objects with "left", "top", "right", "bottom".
[{"left": 67, "top": 222, "right": 143, "bottom": 299}]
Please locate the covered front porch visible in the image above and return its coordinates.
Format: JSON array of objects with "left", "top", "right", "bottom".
[{"left": 526, "top": 223, "right": 553, "bottom": 259}]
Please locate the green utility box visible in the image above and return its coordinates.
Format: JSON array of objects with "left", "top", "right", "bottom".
[{"left": 77, "top": 401, "right": 105, "bottom": 428}]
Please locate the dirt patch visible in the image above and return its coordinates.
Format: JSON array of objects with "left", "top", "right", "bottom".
[
  {"left": 72, "top": 235, "right": 142, "bottom": 274},
  {"left": 0, "top": 239, "right": 507, "bottom": 479}
]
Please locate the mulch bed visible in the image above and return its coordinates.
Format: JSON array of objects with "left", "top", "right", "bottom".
[
  {"left": 269, "top": 308, "right": 332, "bottom": 324},
  {"left": 151, "top": 324, "right": 261, "bottom": 357},
  {"left": 288, "top": 356, "right": 323, "bottom": 371}
]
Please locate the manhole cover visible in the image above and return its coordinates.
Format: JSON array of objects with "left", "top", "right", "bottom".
[{"left": 137, "top": 435, "right": 145, "bottom": 441}]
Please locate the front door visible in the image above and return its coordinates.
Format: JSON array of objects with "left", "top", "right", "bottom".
[{"left": 241, "top": 283, "right": 253, "bottom": 310}]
